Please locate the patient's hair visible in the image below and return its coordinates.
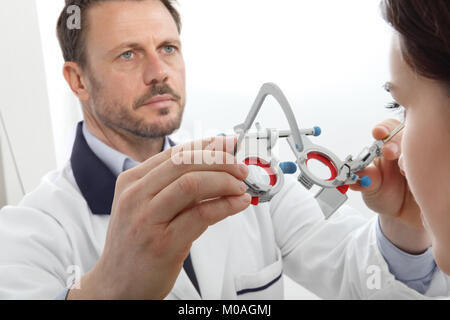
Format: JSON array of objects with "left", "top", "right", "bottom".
[
  {"left": 381, "top": 0, "right": 450, "bottom": 91},
  {"left": 56, "top": 0, "right": 181, "bottom": 69}
]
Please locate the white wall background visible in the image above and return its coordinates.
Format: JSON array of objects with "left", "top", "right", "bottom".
[
  {"left": 0, "top": 0, "right": 56, "bottom": 205},
  {"left": 35, "top": 0, "right": 82, "bottom": 171},
  {"left": 1, "top": 0, "right": 400, "bottom": 299}
]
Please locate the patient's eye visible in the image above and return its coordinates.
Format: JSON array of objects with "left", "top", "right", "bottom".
[
  {"left": 385, "top": 101, "right": 400, "bottom": 109},
  {"left": 386, "top": 101, "right": 406, "bottom": 122}
]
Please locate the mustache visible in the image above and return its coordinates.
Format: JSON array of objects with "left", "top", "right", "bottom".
[{"left": 133, "top": 83, "right": 181, "bottom": 109}]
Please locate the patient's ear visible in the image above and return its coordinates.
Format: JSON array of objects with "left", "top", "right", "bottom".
[{"left": 63, "top": 61, "right": 90, "bottom": 101}]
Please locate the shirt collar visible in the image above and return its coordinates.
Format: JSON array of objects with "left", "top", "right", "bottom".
[
  {"left": 71, "top": 121, "right": 175, "bottom": 215},
  {"left": 82, "top": 122, "right": 171, "bottom": 176}
]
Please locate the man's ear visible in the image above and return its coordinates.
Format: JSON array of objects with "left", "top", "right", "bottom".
[{"left": 63, "top": 62, "right": 90, "bottom": 101}]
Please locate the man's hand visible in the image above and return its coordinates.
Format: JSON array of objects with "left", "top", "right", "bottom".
[
  {"left": 68, "top": 136, "right": 251, "bottom": 299},
  {"left": 349, "top": 119, "right": 431, "bottom": 254}
]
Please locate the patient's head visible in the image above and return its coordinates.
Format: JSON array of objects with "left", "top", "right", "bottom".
[
  {"left": 57, "top": 0, "right": 186, "bottom": 140},
  {"left": 381, "top": 0, "right": 450, "bottom": 273}
]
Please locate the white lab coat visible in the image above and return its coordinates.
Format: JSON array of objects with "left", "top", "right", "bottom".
[{"left": 0, "top": 162, "right": 449, "bottom": 299}]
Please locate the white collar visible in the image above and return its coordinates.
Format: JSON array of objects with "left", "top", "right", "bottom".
[{"left": 82, "top": 122, "right": 171, "bottom": 176}]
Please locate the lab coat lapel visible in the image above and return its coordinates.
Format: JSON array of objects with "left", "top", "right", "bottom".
[
  {"left": 189, "top": 218, "right": 233, "bottom": 299},
  {"left": 170, "top": 267, "right": 202, "bottom": 300},
  {"left": 71, "top": 122, "right": 116, "bottom": 215}
]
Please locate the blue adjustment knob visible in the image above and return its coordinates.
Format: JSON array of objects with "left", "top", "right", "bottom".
[
  {"left": 359, "top": 176, "right": 372, "bottom": 188},
  {"left": 279, "top": 162, "right": 297, "bottom": 174},
  {"left": 313, "top": 126, "right": 322, "bottom": 137}
]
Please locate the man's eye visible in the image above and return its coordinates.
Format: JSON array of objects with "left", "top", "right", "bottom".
[
  {"left": 120, "top": 51, "right": 134, "bottom": 60},
  {"left": 162, "top": 46, "right": 176, "bottom": 54}
]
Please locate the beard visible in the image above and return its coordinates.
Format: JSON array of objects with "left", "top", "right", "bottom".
[{"left": 88, "top": 75, "right": 185, "bottom": 139}]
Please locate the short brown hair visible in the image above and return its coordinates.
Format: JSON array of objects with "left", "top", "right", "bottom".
[
  {"left": 381, "top": 0, "right": 450, "bottom": 88},
  {"left": 56, "top": 0, "right": 181, "bottom": 68}
]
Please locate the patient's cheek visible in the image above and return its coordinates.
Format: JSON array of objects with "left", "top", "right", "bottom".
[
  {"left": 397, "top": 155, "right": 405, "bottom": 176},
  {"left": 401, "top": 121, "right": 430, "bottom": 210}
]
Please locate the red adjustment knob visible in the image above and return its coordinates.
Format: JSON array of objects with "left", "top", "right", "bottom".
[{"left": 337, "top": 185, "right": 349, "bottom": 194}]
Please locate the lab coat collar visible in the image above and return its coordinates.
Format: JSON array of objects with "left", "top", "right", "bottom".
[
  {"left": 171, "top": 219, "right": 233, "bottom": 300},
  {"left": 70, "top": 121, "right": 175, "bottom": 215}
]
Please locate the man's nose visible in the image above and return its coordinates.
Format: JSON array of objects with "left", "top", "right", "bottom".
[{"left": 143, "top": 53, "right": 168, "bottom": 85}]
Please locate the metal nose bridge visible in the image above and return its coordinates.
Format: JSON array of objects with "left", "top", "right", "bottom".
[{"left": 233, "top": 83, "right": 305, "bottom": 156}]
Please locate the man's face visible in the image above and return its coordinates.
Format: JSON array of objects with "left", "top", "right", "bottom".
[{"left": 83, "top": 0, "right": 185, "bottom": 138}]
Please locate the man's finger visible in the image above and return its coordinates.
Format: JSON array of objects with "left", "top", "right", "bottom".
[
  {"left": 348, "top": 165, "right": 382, "bottom": 193},
  {"left": 372, "top": 118, "right": 403, "bottom": 160},
  {"left": 146, "top": 171, "right": 248, "bottom": 224},
  {"left": 125, "top": 136, "right": 238, "bottom": 181},
  {"left": 382, "top": 141, "right": 402, "bottom": 161},
  {"left": 168, "top": 193, "right": 251, "bottom": 248},
  {"left": 135, "top": 150, "right": 249, "bottom": 197},
  {"left": 372, "top": 118, "right": 401, "bottom": 140}
]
